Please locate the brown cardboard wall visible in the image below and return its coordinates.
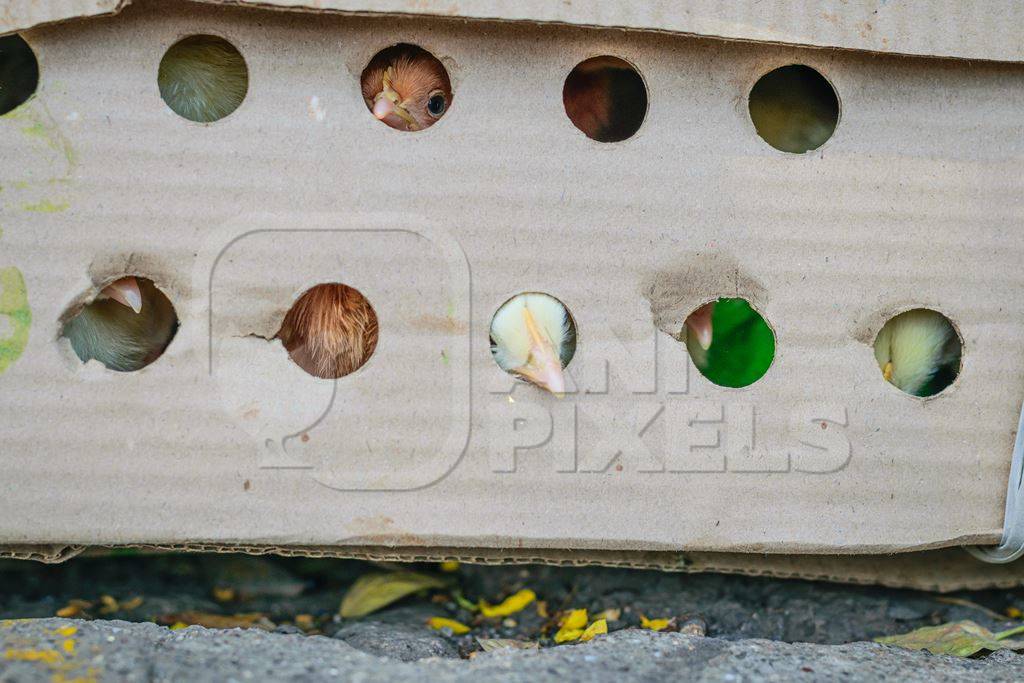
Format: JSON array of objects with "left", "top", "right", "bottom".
[{"left": 1, "top": 0, "right": 1022, "bottom": 568}]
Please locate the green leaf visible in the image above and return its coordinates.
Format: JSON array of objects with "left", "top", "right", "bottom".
[
  {"left": 339, "top": 572, "right": 446, "bottom": 618},
  {"left": 875, "top": 620, "right": 1024, "bottom": 657}
]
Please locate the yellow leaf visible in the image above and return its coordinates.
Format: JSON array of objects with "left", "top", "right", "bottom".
[
  {"left": 1008, "top": 607, "right": 1023, "bottom": 619},
  {"left": 554, "top": 628, "right": 584, "bottom": 643},
  {"left": 212, "top": 587, "right": 236, "bottom": 603},
  {"left": 340, "top": 572, "right": 446, "bottom": 618},
  {"left": 169, "top": 622, "right": 188, "bottom": 631},
  {"left": 478, "top": 589, "right": 536, "bottom": 618},
  {"left": 641, "top": 615, "right": 672, "bottom": 632},
  {"left": 580, "top": 619, "right": 608, "bottom": 642},
  {"left": 439, "top": 561, "right": 460, "bottom": 573},
  {"left": 121, "top": 597, "right": 144, "bottom": 611},
  {"left": 554, "top": 609, "right": 589, "bottom": 643},
  {"left": 536, "top": 601, "right": 549, "bottom": 618},
  {"left": 166, "top": 612, "right": 273, "bottom": 630},
  {"left": 427, "top": 617, "right": 471, "bottom": 635},
  {"left": 61, "top": 639, "right": 75, "bottom": 655},
  {"left": 54, "top": 626, "right": 77, "bottom": 638},
  {"left": 294, "top": 614, "right": 315, "bottom": 631}
]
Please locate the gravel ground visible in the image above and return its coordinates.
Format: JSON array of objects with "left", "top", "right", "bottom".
[
  {"left": 1, "top": 554, "right": 1022, "bottom": 680},
  {"left": 1, "top": 618, "right": 1022, "bottom": 682}
]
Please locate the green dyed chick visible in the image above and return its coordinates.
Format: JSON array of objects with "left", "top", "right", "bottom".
[
  {"left": 63, "top": 277, "right": 177, "bottom": 372},
  {"left": 873, "top": 309, "right": 960, "bottom": 397},
  {"left": 685, "top": 298, "right": 775, "bottom": 388},
  {"left": 748, "top": 65, "right": 838, "bottom": 154},
  {"left": 157, "top": 35, "right": 248, "bottom": 123}
]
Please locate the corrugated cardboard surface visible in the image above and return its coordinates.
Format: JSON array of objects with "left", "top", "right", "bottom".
[
  {"left": 4, "top": 0, "right": 1024, "bottom": 62},
  {"left": 1, "top": 0, "right": 1023, "bottom": 577}
]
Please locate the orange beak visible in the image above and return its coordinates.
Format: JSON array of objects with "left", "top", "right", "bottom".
[
  {"left": 372, "top": 67, "right": 419, "bottom": 131},
  {"left": 511, "top": 308, "right": 566, "bottom": 397},
  {"left": 102, "top": 276, "right": 143, "bottom": 314},
  {"left": 685, "top": 302, "right": 715, "bottom": 350}
]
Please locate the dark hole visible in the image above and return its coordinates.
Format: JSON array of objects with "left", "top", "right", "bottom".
[
  {"left": 748, "top": 64, "right": 839, "bottom": 153},
  {"left": 0, "top": 34, "right": 39, "bottom": 116},
  {"left": 563, "top": 56, "right": 647, "bottom": 142}
]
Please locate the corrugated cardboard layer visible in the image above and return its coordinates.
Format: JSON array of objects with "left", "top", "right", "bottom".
[
  {"left": 4, "top": 0, "right": 1024, "bottom": 63},
  {"left": 1, "top": 0, "right": 1023, "bottom": 556},
  {"left": 4, "top": 544, "right": 1019, "bottom": 593}
]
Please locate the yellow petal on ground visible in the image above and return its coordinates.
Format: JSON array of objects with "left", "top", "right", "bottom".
[
  {"left": 554, "top": 609, "right": 589, "bottom": 643},
  {"left": 478, "top": 589, "right": 536, "bottom": 618},
  {"left": 54, "top": 626, "right": 77, "bottom": 637},
  {"left": 1008, "top": 607, "right": 1023, "bottom": 619},
  {"left": 340, "top": 572, "right": 447, "bottom": 619},
  {"left": 640, "top": 615, "right": 672, "bottom": 632},
  {"left": 427, "top": 617, "right": 471, "bottom": 635},
  {"left": 439, "top": 561, "right": 460, "bottom": 573},
  {"left": 212, "top": 587, "right": 236, "bottom": 603},
  {"left": 580, "top": 619, "right": 608, "bottom": 642},
  {"left": 554, "top": 628, "right": 584, "bottom": 644},
  {"left": 169, "top": 622, "right": 188, "bottom": 631}
]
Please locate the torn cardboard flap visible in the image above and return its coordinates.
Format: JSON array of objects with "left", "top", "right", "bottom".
[{"left": 4, "top": 0, "right": 1024, "bottom": 62}]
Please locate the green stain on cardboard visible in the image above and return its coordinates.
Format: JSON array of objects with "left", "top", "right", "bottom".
[
  {"left": 0, "top": 267, "right": 31, "bottom": 376},
  {"left": 22, "top": 199, "right": 68, "bottom": 213}
]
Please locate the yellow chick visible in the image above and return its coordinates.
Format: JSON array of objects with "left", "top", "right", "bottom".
[
  {"left": 490, "top": 293, "right": 575, "bottom": 395},
  {"left": 874, "top": 309, "right": 961, "bottom": 396}
]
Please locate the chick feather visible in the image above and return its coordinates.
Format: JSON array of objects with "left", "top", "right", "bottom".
[
  {"left": 685, "top": 299, "right": 774, "bottom": 388},
  {"left": 748, "top": 65, "right": 838, "bottom": 154},
  {"left": 563, "top": 56, "right": 647, "bottom": 142},
  {"left": 874, "top": 309, "right": 960, "bottom": 396},
  {"left": 158, "top": 35, "right": 248, "bottom": 123},
  {"left": 490, "top": 293, "right": 574, "bottom": 373},
  {"left": 63, "top": 278, "right": 178, "bottom": 372},
  {"left": 361, "top": 44, "right": 451, "bottom": 131},
  {"left": 276, "top": 284, "right": 378, "bottom": 380}
]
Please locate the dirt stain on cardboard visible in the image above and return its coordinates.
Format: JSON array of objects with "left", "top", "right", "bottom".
[{"left": 0, "top": 267, "right": 31, "bottom": 376}]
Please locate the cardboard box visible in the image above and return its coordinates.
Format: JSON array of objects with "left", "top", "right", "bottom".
[{"left": 1, "top": 0, "right": 1022, "bottom": 589}]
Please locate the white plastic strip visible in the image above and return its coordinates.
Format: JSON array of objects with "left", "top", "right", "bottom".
[{"left": 967, "top": 400, "right": 1024, "bottom": 564}]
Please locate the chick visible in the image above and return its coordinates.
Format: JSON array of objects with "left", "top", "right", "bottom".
[
  {"left": 748, "top": 65, "right": 838, "bottom": 154},
  {"left": 158, "top": 35, "right": 248, "bottom": 123},
  {"left": 684, "top": 298, "right": 774, "bottom": 388},
  {"left": 490, "top": 293, "right": 575, "bottom": 396},
  {"left": 563, "top": 56, "right": 647, "bottom": 142},
  {"left": 360, "top": 44, "right": 452, "bottom": 131},
  {"left": 276, "top": 284, "right": 378, "bottom": 379},
  {"left": 874, "top": 309, "right": 960, "bottom": 396},
  {"left": 62, "top": 277, "right": 178, "bottom": 372}
]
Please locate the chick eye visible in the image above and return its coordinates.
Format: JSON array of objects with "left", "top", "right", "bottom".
[{"left": 427, "top": 90, "right": 447, "bottom": 117}]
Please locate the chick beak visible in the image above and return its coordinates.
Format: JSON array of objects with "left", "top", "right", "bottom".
[
  {"left": 685, "top": 302, "right": 715, "bottom": 351},
  {"left": 511, "top": 308, "right": 566, "bottom": 397},
  {"left": 102, "top": 276, "right": 143, "bottom": 314},
  {"left": 883, "top": 361, "right": 894, "bottom": 383},
  {"left": 373, "top": 69, "right": 419, "bottom": 131}
]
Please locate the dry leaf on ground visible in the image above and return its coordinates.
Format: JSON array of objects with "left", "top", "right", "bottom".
[
  {"left": 476, "top": 638, "right": 539, "bottom": 652},
  {"left": 340, "top": 572, "right": 446, "bottom": 618},
  {"left": 876, "top": 620, "right": 1024, "bottom": 657}
]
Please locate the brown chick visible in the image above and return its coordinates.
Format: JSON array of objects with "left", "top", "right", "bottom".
[
  {"left": 563, "top": 56, "right": 647, "bottom": 142},
  {"left": 360, "top": 44, "right": 452, "bottom": 131},
  {"left": 276, "top": 284, "right": 378, "bottom": 379}
]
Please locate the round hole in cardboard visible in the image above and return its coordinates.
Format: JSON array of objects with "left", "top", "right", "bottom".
[
  {"left": 158, "top": 35, "right": 249, "bottom": 123},
  {"left": 563, "top": 56, "right": 647, "bottom": 142},
  {"left": 490, "top": 292, "right": 577, "bottom": 395},
  {"left": 873, "top": 308, "right": 962, "bottom": 398},
  {"left": 360, "top": 44, "right": 452, "bottom": 132},
  {"left": 684, "top": 298, "right": 775, "bottom": 388},
  {"left": 0, "top": 34, "right": 40, "bottom": 116},
  {"left": 748, "top": 64, "right": 839, "bottom": 154},
  {"left": 61, "top": 277, "right": 179, "bottom": 373},
  {"left": 276, "top": 283, "right": 379, "bottom": 380}
]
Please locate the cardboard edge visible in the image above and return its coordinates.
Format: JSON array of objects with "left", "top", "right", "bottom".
[
  {"left": 2, "top": 0, "right": 1018, "bottom": 64},
  {"left": 3, "top": 544, "right": 1020, "bottom": 592}
]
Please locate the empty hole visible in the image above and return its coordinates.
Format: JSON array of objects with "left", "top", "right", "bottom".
[
  {"left": 360, "top": 44, "right": 452, "bottom": 132},
  {"left": 874, "top": 309, "right": 962, "bottom": 397},
  {"left": 748, "top": 64, "right": 838, "bottom": 154},
  {"left": 61, "top": 277, "right": 179, "bottom": 372},
  {"left": 0, "top": 34, "right": 39, "bottom": 115},
  {"left": 684, "top": 298, "right": 775, "bottom": 388},
  {"left": 158, "top": 35, "right": 248, "bottom": 123},
  {"left": 563, "top": 56, "right": 647, "bottom": 142},
  {"left": 490, "top": 292, "right": 577, "bottom": 395},
  {"left": 276, "top": 283, "right": 379, "bottom": 379}
]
